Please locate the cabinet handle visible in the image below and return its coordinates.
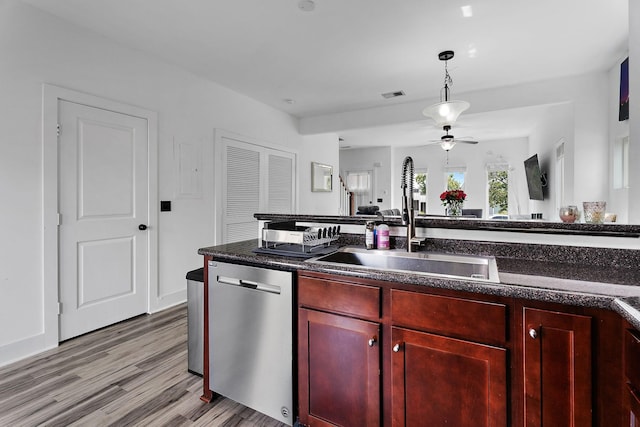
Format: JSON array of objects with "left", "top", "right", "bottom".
[
  {"left": 529, "top": 328, "right": 538, "bottom": 339},
  {"left": 368, "top": 337, "right": 376, "bottom": 347},
  {"left": 393, "top": 343, "right": 401, "bottom": 352}
]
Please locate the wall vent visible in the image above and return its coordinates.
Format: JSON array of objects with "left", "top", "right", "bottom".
[{"left": 381, "top": 90, "right": 405, "bottom": 99}]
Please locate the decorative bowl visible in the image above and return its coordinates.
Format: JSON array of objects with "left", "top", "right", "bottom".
[{"left": 558, "top": 206, "right": 578, "bottom": 223}]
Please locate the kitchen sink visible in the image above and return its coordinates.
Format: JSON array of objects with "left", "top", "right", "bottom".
[{"left": 307, "top": 247, "right": 500, "bottom": 283}]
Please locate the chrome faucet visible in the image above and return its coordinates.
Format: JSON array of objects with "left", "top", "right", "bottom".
[{"left": 401, "top": 156, "right": 416, "bottom": 252}]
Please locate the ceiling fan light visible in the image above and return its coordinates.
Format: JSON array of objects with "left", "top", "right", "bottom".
[
  {"left": 440, "top": 139, "right": 456, "bottom": 151},
  {"left": 422, "top": 100, "right": 470, "bottom": 128}
]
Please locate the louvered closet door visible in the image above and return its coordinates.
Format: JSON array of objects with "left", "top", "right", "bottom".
[
  {"left": 221, "top": 137, "right": 295, "bottom": 243},
  {"left": 268, "top": 153, "right": 294, "bottom": 213}
]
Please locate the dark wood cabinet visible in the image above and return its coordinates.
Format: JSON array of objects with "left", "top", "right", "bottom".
[
  {"left": 390, "top": 289, "right": 508, "bottom": 345},
  {"left": 297, "top": 273, "right": 382, "bottom": 426},
  {"left": 391, "top": 326, "right": 507, "bottom": 427},
  {"left": 625, "top": 328, "right": 640, "bottom": 426},
  {"left": 627, "top": 385, "right": 640, "bottom": 427},
  {"left": 390, "top": 289, "right": 509, "bottom": 427},
  {"left": 297, "top": 271, "right": 624, "bottom": 427},
  {"left": 298, "top": 309, "right": 381, "bottom": 426},
  {"left": 523, "top": 307, "right": 592, "bottom": 427}
]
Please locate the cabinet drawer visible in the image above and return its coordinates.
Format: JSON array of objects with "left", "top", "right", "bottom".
[
  {"left": 626, "top": 329, "right": 640, "bottom": 387},
  {"left": 391, "top": 290, "right": 507, "bottom": 344},
  {"left": 298, "top": 275, "right": 381, "bottom": 319}
]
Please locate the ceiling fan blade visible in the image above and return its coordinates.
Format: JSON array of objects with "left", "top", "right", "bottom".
[{"left": 455, "top": 139, "right": 478, "bottom": 144}]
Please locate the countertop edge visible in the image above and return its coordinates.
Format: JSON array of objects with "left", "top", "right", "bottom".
[
  {"left": 199, "top": 242, "right": 640, "bottom": 324},
  {"left": 613, "top": 298, "right": 640, "bottom": 330},
  {"left": 254, "top": 213, "right": 640, "bottom": 237}
]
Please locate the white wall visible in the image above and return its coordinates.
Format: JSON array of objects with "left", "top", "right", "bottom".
[
  {"left": 527, "top": 103, "right": 574, "bottom": 219},
  {"left": 608, "top": 54, "right": 631, "bottom": 223},
  {"left": 0, "top": 0, "right": 303, "bottom": 366},
  {"left": 628, "top": 0, "right": 640, "bottom": 223},
  {"left": 572, "top": 74, "right": 610, "bottom": 206},
  {"left": 298, "top": 133, "right": 341, "bottom": 215}
]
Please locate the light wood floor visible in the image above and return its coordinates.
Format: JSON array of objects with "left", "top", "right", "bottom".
[{"left": 0, "top": 304, "right": 287, "bottom": 427}]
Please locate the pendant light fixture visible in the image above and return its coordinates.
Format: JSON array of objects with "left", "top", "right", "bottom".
[{"left": 422, "top": 50, "right": 470, "bottom": 128}]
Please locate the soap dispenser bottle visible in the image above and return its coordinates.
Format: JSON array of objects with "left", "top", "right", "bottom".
[
  {"left": 365, "top": 221, "right": 376, "bottom": 249},
  {"left": 377, "top": 223, "right": 390, "bottom": 250}
]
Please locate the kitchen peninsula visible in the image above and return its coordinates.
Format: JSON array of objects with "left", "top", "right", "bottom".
[{"left": 199, "top": 213, "right": 640, "bottom": 426}]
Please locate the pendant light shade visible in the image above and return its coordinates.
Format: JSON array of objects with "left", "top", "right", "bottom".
[
  {"left": 422, "top": 100, "right": 470, "bottom": 129},
  {"left": 423, "top": 50, "right": 469, "bottom": 127}
]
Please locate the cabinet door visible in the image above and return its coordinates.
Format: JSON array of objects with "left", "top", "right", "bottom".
[
  {"left": 625, "top": 329, "right": 640, "bottom": 426},
  {"left": 298, "top": 308, "right": 381, "bottom": 427},
  {"left": 626, "top": 385, "right": 640, "bottom": 426},
  {"left": 391, "top": 327, "right": 507, "bottom": 427},
  {"left": 523, "top": 308, "right": 592, "bottom": 427}
]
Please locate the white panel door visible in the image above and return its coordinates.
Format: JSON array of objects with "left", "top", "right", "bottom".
[{"left": 58, "top": 100, "right": 149, "bottom": 340}]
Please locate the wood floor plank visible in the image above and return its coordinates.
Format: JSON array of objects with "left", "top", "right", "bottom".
[
  {"left": 40, "top": 386, "right": 128, "bottom": 427},
  {"left": 0, "top": 304, "right": 288, "bottom": 427}
]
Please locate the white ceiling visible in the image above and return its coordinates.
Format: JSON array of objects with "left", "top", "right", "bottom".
[{"left": 21, "top": 0, "right": 629, "bottom": 147}]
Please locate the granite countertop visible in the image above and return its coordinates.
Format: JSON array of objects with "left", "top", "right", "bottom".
[
  {"left": 254, "top": 213, "right": 640, "bottom": 237},
  {"left": 199, "top": 239, "right": 640, "bottom": 330}
]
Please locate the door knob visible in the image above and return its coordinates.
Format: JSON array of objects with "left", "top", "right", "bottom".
[
  {"left": 138, "top": 224, "right": 148, "bottom": 231},
  {"left": 368, "top": 337, "right": 377, "bottom": 347},
  {"left": 393, "top": 343, "right": 401, "bottom": 352},
  {"left": 529, "top": 328, "right": 538, "bottom": 339}
]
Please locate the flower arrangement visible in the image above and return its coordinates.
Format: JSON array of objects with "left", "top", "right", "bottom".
[
  {"left": 440, "top": 190, "right": 466, "bottom": 216},
  {"left": 440, "top": 189, "right": 466, "bottom": 204}
]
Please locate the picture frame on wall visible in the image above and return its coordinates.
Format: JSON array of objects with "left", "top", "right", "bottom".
[
  {"left": 619, "top": 57, "right": 629, "bottom": 122},
  {"left": 311, "top": 162, "right": 333, "bottom": 192}
]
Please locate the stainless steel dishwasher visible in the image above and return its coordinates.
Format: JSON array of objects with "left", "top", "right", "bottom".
[{"left": 208, "top": 260, "right": 294, "bottom": 425}]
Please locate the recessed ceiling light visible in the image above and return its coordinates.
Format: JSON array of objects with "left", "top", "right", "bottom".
[
  {"left": 461, "top": 5, "right": 473, "bottom": 17},
  {"left": 298, "top": 0, "right": 315, "bottom": 12}
]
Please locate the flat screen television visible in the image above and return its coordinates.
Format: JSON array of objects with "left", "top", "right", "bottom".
[
  {"left": 620, "top": 57, "right": 629, "bottom": 121},
  {"left": 524, "top": 154, "right": 544, "bottom": 200}
]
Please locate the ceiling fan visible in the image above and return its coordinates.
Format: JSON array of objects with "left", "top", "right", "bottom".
[{"left": 429, "top": 125, "right": 478, "bottom": 151}]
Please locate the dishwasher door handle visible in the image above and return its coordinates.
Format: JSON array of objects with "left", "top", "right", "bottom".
[
  {"left": 239, "top": 280, "right": 259, "bottom": 290},
  {"left": 216, "top": 276, "right": 281, "bottom": 295}
]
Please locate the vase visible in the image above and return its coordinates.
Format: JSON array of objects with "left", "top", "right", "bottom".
[
  {"left": 446, "top": 201, "right": 463, "bottom": 216},
  {"left": 583, "top": 201, "right": 606, "bottom": 224}
]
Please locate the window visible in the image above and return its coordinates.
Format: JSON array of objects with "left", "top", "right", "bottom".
[
  {"left": 414, "top": 170, "right": 428, "bottom": 214},
  {"left": 555, "top": 139, "right": 565, "bottom": 207},
  {"left": 346, "top": 170, "right": 373, "bottom": 208},
  {"left": 613, "top": 136, "right": 629, "bottom": 189},
  {"left": 486, "top": 164, "right": 509, "bottom": 217},
  {"left": 346, "top": 171, "right": 370, "bottom": 192},
  {"left": 445, "top": 168, "right": 465, "bottom": 191},
  {"left": 623, "top": 136, "right": 630, "bottom": 188}
]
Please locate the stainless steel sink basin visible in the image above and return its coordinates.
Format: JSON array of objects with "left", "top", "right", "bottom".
[{"left": 307, "top": 247, "right": 500, "bottom": 283}]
